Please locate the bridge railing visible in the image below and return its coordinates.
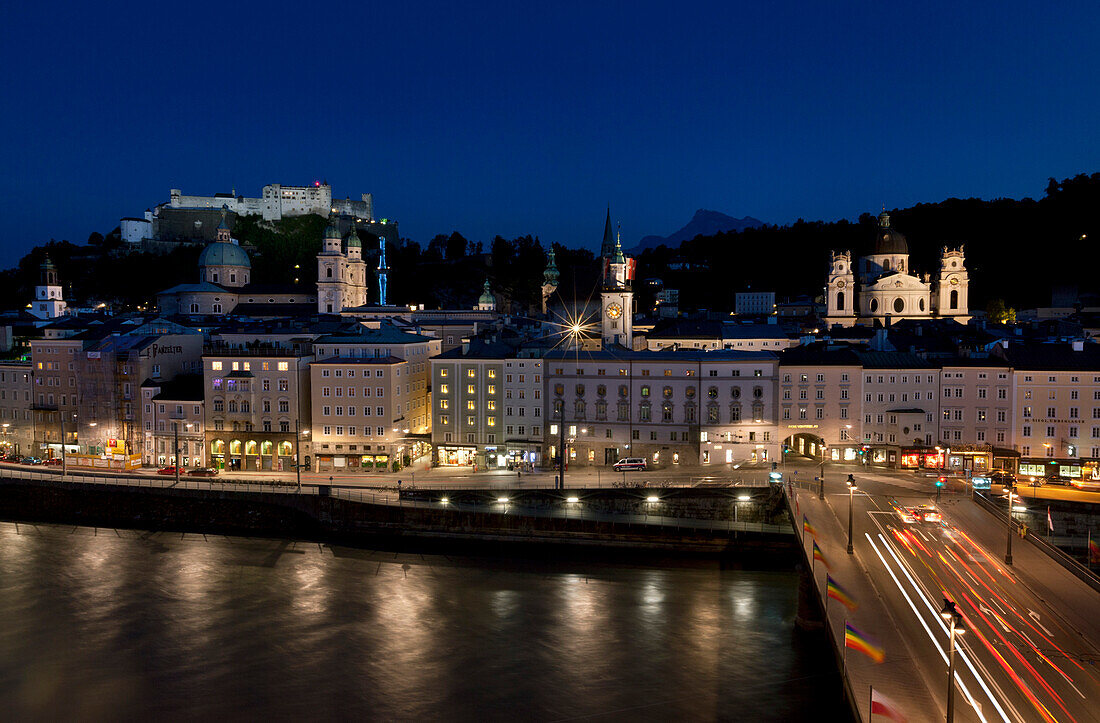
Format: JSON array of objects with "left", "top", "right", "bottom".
[{"left": 973, "top": 491, "right": 1100, "bottom": 595}]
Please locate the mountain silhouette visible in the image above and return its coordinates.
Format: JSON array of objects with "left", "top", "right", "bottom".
[{"left": 633, "top": 209, "right": 764, "bottom": 252}]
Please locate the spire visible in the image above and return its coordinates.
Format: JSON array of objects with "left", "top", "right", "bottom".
[
  {"left": 600, "top": 206, "right": 615, "bottom": 258},
  {"left": 612, "top": 227, "right": 625, "bottom": 265},
  {"left": 878, "top": 208, "right": 890, "bottom": 228},
  {"left": 324, "top": 213, "right": 341, "bottom": 239},
  {"left": 346, "top": 220, "right": 361, "bottom": 248},
  {"left": 543, "top": 247, "right": 559, "bottom": 285},
  {"left": 217, "top": 204, "right": 229, "bottom": 230}
]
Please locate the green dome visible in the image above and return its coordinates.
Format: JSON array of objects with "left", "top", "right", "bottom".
[
  {"left": 199, "top": 242, "right": 251, "bottom": 269},
  {"left": 324, "top": 216, "right": 341, "bottom": 240},
  {"left": 346, "top": 225, "right": 362, "bottom": 248},
  {"left": 478, "top": 279, "right": 494, "bottom": 305}
]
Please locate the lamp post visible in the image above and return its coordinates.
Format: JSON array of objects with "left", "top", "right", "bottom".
[
  {"left": 294, "top": 419, "right": 309, "bottom": 491},
  {"left": 173, "top": 420, "right": 180, "bottom": 486},
  {"left": 847, "top": 473, "right": 857, "bottom": 554},
  {"left": 940, "top": 598, "right": 967, "bottom": 723},
  {"left": 557, "top": 402, "right": 565, "bottom": 490},
  {"left": 61, "top": 412, "right": 75, "bottom": 477},
  {"left": 1005, "top": 485, "right": 1015, "bottom": 565},
  {"left": 819, "top": 445, "right": 826, "bottom": 500}
]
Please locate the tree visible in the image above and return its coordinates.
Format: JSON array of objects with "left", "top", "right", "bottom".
[
  {"left": 985, "top": 299, "right": 1016, "bottom": 324},
  {"left": 445, "top": 232, "right": 468, "bottom": 260}
]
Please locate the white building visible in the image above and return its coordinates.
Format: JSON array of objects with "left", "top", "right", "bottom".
[
  {"left": 735, "top": 291, "right": 775, "bottom": 316},
  {"left": 825, "top": 211, "right": 970, "bottom": 327},
  {"left": 317, "top": 218, "right": 368, "bottom": 314},
  {"left": 169, "top": 183, "right": 373, "bottom": 222},
  {"left": 121, "top": 212, "right": 154, "bottom": 245},
  {"left": 28, "top": 258, "right": 68, "bottom": 320}
]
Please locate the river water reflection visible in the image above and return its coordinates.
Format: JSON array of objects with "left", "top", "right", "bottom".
[{"left": 0, "top": 522, "right": 844, "bottom": 721}]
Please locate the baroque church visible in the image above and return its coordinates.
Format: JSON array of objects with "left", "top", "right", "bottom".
[{"left": 824, "top": 211, "right": 970, "bottom": 328}]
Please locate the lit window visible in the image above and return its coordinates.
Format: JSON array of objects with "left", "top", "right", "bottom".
[{"left": 212, "top": 361, "right": 223, "bottom": 371}]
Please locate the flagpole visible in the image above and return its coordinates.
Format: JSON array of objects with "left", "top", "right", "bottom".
[{"left": 868, "top": 684, "right": 873, "bottom": 722}]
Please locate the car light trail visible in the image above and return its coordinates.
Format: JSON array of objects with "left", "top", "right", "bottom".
[
  {"left": 871, "top": 532, "right": 1017, "bottom": 723},
  {"left": 865, "top": 533, "right": 1003, "bottom": 722}
]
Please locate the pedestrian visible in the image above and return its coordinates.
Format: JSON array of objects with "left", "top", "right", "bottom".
[{"left": 517, "top": 469, "right": 522, "bottom": 481}]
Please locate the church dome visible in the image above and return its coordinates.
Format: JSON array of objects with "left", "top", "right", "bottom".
[
  {"left": 199, "top": 242, "right": 251, "bottom": 269},
  {"left": 346, "top": 225, "right": 362, "bottom": 248},
  {"left": 478, "top": 279, "right": 495, "bottom": 305},
  {"left": 872, "top": 211, "right": 908, "bottom": 255},
  {"left": 324, "top": 217, "right": 341, "bottom": 240}
]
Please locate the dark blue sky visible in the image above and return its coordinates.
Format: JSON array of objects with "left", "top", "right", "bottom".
[{"left": 2, "top": 1, "right": 1098, "bottom": 265}]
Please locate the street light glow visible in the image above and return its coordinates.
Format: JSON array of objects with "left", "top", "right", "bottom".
[
  {"left": 497, "top": 496, "right": 509, "bottom": 503},
  {"left": 646, "top": 495, "right": 659, "bottom": 502},
  {"left": 566, "top": 496, "right": 579, "bottom": 503},
  {"left": 737, "top": 494, "right": 751, "bottom": 501}
]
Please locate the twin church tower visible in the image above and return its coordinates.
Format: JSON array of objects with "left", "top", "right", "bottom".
[{"left": 599, "top": 208, "right": 635, "bottom": 349}]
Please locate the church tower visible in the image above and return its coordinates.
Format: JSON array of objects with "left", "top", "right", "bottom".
[
  {"left": 935, "top": 245, "right": 970, "bottom": 322},
  {"left": 541, "top": 246, "right": 559, "bottom": 314},
  {"left": 477, "top": 279, "right": 496, "bottom": 311},
  {"left": 601, "top": 223, "right": 634, "bottom": 349},
  {"left": 30, "top": 256, "right": 68, "bottom": 320},
  {"left": 317, "top": 215, "right": 346, "bottom": 314},
  {"left": 824, "top": 250, "right": 856, "bottom": 327},
  {"left": 345, "top": 223, "right": 366, "bottom": 308}
]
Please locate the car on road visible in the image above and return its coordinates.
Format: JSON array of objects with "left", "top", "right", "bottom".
[
  {"left": 1070, "top": 478, "right": 1100, "bottom": 491},
  {"left": 989, "top": 470, "right": 1016, "bottom": 485},
  {"left": 43, "top": 457, "right": 62, "bottom": 466},
  {"left": 1046, "top": 475, "right": 1073, "bottom": 486},
  {"left": 157, "top": 466, "right": 182, "bottom": 475},
  {"left": 612, "top": 457, "right": 647, "bottom": 471},
  {"left": 20, "top": 457, "right": 43, "bottom": 465},
  {"left": 896, "top": 507, "right": 919, "bottom": 524},
  {"left": 916, "top": 505, "right": 942, "bottom": 523},
  {"left": 187, "top": 467, "right": 219, "bottom": 477}
]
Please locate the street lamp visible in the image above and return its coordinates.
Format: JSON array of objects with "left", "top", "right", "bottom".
[
  {"left": 295, "top": 420, "right": 309, "bottom": 491},
  {"left": 819, "top": 443, "right": 827, "bottom": 500},
  {"left": 1005, "top": 484, "right": 1015, "bottom": 565},
  {"left": 940, "top": 598, "right": 967, "bottom": 723},
  {"left": 846, "top": 473, "right": 857, "bottom": 554}
]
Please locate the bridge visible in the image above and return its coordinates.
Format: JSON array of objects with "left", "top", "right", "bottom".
[{"left": 783, "top": 463, "right": 1100, "bottom": 723}]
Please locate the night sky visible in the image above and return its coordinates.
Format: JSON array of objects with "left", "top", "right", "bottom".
[{"left": 2, "top": 1, "right": 1098, "bottom": 265}]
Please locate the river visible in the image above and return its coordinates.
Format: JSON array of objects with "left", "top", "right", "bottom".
[{"left": 0, "top": 521, "right": 844, "bottom": 721}]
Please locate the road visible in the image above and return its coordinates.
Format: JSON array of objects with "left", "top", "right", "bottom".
[{"left": 816, "top": 461, "right": 1100, "bottom": 723}]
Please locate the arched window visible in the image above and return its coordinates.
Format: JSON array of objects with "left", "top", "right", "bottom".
[
  {"left": 278, "top": 441, "right": 293, "bottom": 456},
  {"left": 229, "top": 439, "right": 242, "bottom": 455},
  {"left": 919, "top": 298, "right": 926, "bottom": 311},
  {"left": 836, "top": 291, "right": 845, "bottom": 311},
  {"left": 190, "top": 303, "right": 199, "bottom": 314},
  {"left": 893, "top": 297, "right": 904, "bottom": 313},
  {"left": 260, "top": 441, "right": 273, "bottom": 455},
  {"left": 211, "top": 440, "right": 225, "bottom": 454},
  {"left": 574, "top": 400, "right": 586, "bottom": 418},
  {"left": 245, "top": 440, "right": 258, "bottom": 456},
  {"left": 752, "top": 401, "right": 765, "bottom": 422},
  {"left": 950, "top": 289, "right": 958, "bottom": 309},
  {"left": 707, "top": 402, "right": 720, "bottom": 423},
  {"left": 662, "top": 401, "right": 674, "bottom": 422},
  {"left": 869, "top": 298, "right": 879, "bottom": 313},
  {"left": 883, "top": 259, "right": 891, "bottom": 272},
  {"left": 639, "top": 401, "right": 651, "bottom": 421},
  {"left": 684, "top": 403, "right": 696, "bottom": 423},
  {"left": 326, "top": 267, "right": 333, "bottom": 278},
  {"left": 729, "top": 403, "right": 742, "bottom": 422}
]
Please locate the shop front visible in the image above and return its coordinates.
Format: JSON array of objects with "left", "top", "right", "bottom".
[
  {"left": 1019, "top": 459, "right": 1097, "bottom": 480},
  {"left": 900, "top": 448, "right": 943, "bottom": 470},
  {"left": 437, "top": 445, "right": 477, "bottom": 466},
  {"left": 944, "top": 445, "right": 993, "bottom": 472}
]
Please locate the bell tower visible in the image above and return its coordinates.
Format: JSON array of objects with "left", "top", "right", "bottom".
[
  {"left": 936, "top": 245, "right": 970, "bottom": 322},
  {"left": 30, "top": 256, "right": 68, "bottom": 320},
  {"left": 317, "top": 214, "right": 345, "bottom": 314},
  {"left": 601, "top": 223, "right": 634, "bottom": 349},
  {"left": 825, "top": 250, "right": 856, "bottom": 327}
]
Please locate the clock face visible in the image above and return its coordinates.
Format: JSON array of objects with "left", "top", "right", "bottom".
[
  {"left": 836, "top": 280, "right": 846, "bottom": 288},
  {"left": 606, "top": 302, "right": 623, "bottom": 319},
  {"left": 950, "top": 277, "right": 959, "bottom": 285}
]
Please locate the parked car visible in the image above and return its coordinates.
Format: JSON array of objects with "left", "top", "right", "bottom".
[
  {"left": 21, "top": 457, "right": 43, "bottom": 465},
  {"left": 43, "top": 458, "right": 62, "bottom": 466},
  {"left": 157, "top": 466, "right": 182, "bottom": 475},
  {"left": 612, "top": 457, "right": 647, "bottom": 471},
  {"left": 1046, "top": 475, "right": 1073, "bottom": 486},
  {"left": 989, "top": 470, "right": 1016, "bottom": 485},
  {"left": 188, "top": 467, "right": 219, "bottom": 477}
]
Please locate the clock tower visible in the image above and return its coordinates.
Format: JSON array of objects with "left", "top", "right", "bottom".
[{"left": 601, "top": 220, "right": 634, "bottom": 349}]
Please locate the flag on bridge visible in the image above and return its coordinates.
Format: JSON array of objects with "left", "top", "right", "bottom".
[
  {"left": 813, "top": 540, "right": 829, "bottom": 569},
  {"left": 827, "top": 575, "right": 857, "bottom": 611},
  {"left": 1047, "top": 506, "right": 1053, "bottom": 535},
  {"left": 1089, "top": 532, "right": 1099, "bottom": 564},
  {"left": 803, "top": 514, "right": 817, "bottom": 538},
  {"left": 870, "top": 687, "right": 906, "bottom": 722},
  {"left": 845, "top": 622, "right": 885, "bottom": 663}
]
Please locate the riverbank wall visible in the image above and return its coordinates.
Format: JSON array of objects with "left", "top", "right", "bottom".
[{"left": 0, "top": 478, "right": 797, "bottom": 561}]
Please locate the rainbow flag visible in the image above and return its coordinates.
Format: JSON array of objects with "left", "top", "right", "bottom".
[
  {"left": 1089, "top": 534, "right": 1099, "bottom": 564},
  {"left": 827, "top": 574, "right": 857, "bottom": 611},
  {"left": 845, "top": 622, "right": 885, "bottom": 663},
  {"left": 813, "top": 540, "right": 829, "bottom": 569},
  {"left": 803, "top": 514, "right": 817, "bottom": 538}
]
